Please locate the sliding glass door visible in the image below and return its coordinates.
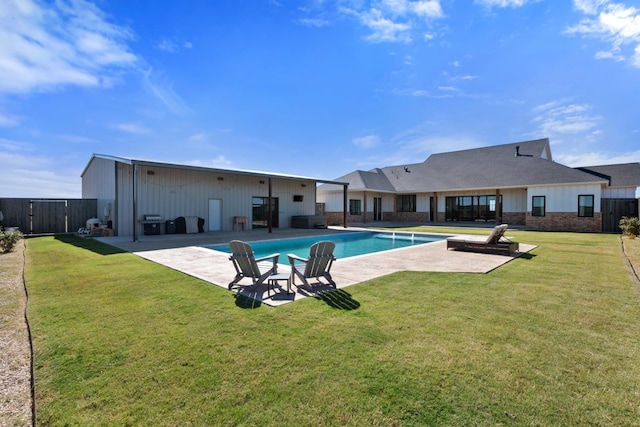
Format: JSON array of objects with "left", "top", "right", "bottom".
[{"left": 252, "top": 197, "right": 279, "bottom": 228}]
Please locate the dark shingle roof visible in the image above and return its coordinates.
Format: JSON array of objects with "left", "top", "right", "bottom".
[
  {"left": 576, "top": 163, "right": 640, "bottom": 187},
  {"left": 412, "top": 139, "right": 604, "bottom": 191},
  {"left": 319, "top": 138, "right": 609, "bottom": 193}
]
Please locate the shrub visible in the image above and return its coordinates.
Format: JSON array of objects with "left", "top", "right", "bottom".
[
  {"left": 0, "top": 229, "right": 23, "bottom": 253},
  {"left": 619, "top": 216, "right": 640, "bottom": 236}
]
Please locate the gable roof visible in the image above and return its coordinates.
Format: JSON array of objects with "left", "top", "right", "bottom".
[
  {"left": 319, "top": 138, "right": 608, "bottom": 193},
  {"left": 576, "top": 163, "right": 640, "bottom": 187}
]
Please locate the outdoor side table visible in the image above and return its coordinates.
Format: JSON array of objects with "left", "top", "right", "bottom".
[{"left": 267, "top": 273, "right": 291, "bottom": 297}]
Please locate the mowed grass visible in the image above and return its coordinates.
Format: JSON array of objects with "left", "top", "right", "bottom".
[{"left": 26, "top": 231, "right": 640, "bottom": 426}]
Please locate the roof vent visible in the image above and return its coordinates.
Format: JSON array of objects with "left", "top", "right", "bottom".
[{"left": 515, "top": 146, "right": 520, "bottom": 157}]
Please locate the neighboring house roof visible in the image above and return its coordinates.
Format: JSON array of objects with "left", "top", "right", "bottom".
[
  {"left": 82, "top": 154, "right": 348, "bottom": 186},
  {"left": 576, "top": 163, "right": 640, "bottom": 187},
  {"left": 319, "top": 138, "right": 608, "bottom": 193}
]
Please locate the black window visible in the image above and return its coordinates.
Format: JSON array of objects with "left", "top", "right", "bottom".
[
  {"left": 396, "top": 195, "right": 416, "bottom": 212},
  {"left": 578, "top": 195, "right": 594, "bottom": 217},
  {"left": 532, "top": 196, "right": 545, "bottom": 217},
  {"left": 445, "top": 195, "right": 502, "bottom": 221},
  {"left": 349, "top": 199, "right": 361, "bottom": 215}
]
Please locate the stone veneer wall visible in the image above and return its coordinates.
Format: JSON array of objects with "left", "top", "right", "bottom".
[
  {"left": 502, "top": 212, "right": 526, "bottom": 226},
  {"left": 525, "top": 212, "right": 602, "bottom": 232},
  {"left": 324, "top": 211, "right": 430, "bottom": 225},
  {"left": 327, "top": 210, "right": 602, "bottom": 232},
  {"left": 325, "top": 212, "right": 346, "bottom": 225},
  {"left": 382, "top": 211, "right": 429, "bottom": 222}
]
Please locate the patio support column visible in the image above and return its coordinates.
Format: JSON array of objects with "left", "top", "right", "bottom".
[
  {"left": 343, "top": 184, "right": 348, "bottom": 228},
  {"left": 268, "top": 177, "right": 273, "bottom": 234},
  {"left": 132, "top": 163, "right": 138, "bottom": 242},
  {"left": 495, "top": 189, "right": 501, "bottom": 224},
  {"left": 434, "top": 192, "right": 438, "bottom": 222},
  {"left": 363, "top": 191, "right": 367, "bottom": 223}
]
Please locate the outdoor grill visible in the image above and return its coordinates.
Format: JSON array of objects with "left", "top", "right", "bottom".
[{"left": 142, "top": 214, "right": 163, "bottom": 235}]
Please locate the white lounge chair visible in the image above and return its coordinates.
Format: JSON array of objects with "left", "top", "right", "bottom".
[
  {"left": 228, "top": 240, "right": 279, "bottom": 290},
  {"left": 288, "top": 241, "right": 336, "bottom": 288},
  {"left": 446, "top": 224, "right": 519, "bottom": 255}
]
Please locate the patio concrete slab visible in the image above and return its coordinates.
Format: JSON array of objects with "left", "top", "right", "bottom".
[{"left": 96, "top": 228, "right": 535, "bottom": 307}]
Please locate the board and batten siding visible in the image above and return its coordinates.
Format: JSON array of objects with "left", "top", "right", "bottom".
[
  {"left": 602, "top": 187, "right": 638, "bottom": 199},
  {"left": 116, "top": 162, "right": 135, "bottom": 236},
  {"left": 527, "top": 184, "right": 602, "bottom": 213},
  {"left": 318, "top": 191, "right": 345, "bottom": 212}
]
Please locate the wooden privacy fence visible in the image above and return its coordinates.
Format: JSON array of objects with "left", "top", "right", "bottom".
[
  {"left": 601, "top": 198, "right": 639, "bottom": 233},
  {"left": 0, "top": 198, "right": 97, "bottom": 235}
]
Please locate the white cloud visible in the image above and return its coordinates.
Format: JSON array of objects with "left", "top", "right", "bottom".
[
  {"left": 157, "top": 39, "right": 178, "bottom": 52},
  {"left": 298, "top": 18, "right": 331, "bottom": 27},
  {"left": 56, "top": 134, "right": 99, "bottom": 144},
  {"left": 556, "top": 149, "right": 640, "bottom": 167},
  {"left": 474, "top": 0, "right": 532, "bottom": 7},
  {"left": 142, "top": 68, "right": 191, "bottom": 115},
  {"left": 0, "top": 149, "right": 82, "bottom": 197},
  {"left": 531, "top": 100, "right": 601, "bottom": 136},
  {"left": 565, "top": 1, "right": 640, "bottom": 67},
  {"left": 438, "top": 85, "right": 459, "bottom": 92},
  {"left": 360, "top": 8, "right": 413, "bottom": 43},
  {"left": 573, "top": 0, "right": 610, "bottom": 15},
  {"left": 594, "top": 49, "right": 625, "bottom": 60},
  {"left": 157, "top": 39, "right": 194, "bottom": 52},
  {"left": 0, "top": 0, "right": 138, "bottom": 94},
  {"left": 633, "top": 43, "right": 640, "bottom": 66},
  {"left": 188, "top": 156, "right": 234, "bottom": 169},
  {"left": 386, "top": 133, "right": 483, "bottom": 165},
  {"left": 411, "top": 0, "right": 444, "bottom": 18},
  {"left": 188, "top": 133, "right": 207, "bottom": 142},
  {"left": 0, "top": 137, "right": 30, "bottom": 152},
  {"left": 0, "top": 111, "right": 23, "bottom": 127},
  {"left": 113, "top": 122, "right": 151, "bottom": 135},
  {"left": 338, "top": 1, "right": 445, "bottom": 44},
  {"left": 353, "top": 135, "right": 382, "bottom": 149}
]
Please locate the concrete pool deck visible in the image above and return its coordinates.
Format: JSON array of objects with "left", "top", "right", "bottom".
[{"left": 95, "top": 225, "right": 536, "bottom": 307}]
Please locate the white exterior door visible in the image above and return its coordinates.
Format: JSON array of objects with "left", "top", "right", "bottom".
[{"left": 208, "top": 199, "right": 222, "bottom": 231}]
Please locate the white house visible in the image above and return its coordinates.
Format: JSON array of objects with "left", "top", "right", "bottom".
[{"left": 317, "top": 139, "right": 640, "bottom": 232}]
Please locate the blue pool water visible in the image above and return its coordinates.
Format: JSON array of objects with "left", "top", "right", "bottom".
[{"left": 206, "top": 231, "right": 447, "bottom": 260}]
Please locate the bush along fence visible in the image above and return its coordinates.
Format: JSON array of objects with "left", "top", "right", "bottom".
[{"left": 0, "top": 198, "right": 97, "bottom": 235}]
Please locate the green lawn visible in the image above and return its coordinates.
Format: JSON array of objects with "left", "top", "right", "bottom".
[{"left": 26, "top": 230, "right": 640, "bottom": 426}]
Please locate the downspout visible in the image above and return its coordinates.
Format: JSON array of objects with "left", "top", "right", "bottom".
[
  {"left": 268, "top": 177, "right": 273, "bottom": 234},
  {"left": 343, "top": 184, "right": 348, "bottom": 228}
]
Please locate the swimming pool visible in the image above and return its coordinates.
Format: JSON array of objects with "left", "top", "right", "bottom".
[{"left": 205, "top": 231, "right": 447, "bottom": 260}]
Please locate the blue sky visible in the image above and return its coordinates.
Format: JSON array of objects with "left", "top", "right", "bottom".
[{"left": 1, "top": 0, "right": 639, "bottom": 197}]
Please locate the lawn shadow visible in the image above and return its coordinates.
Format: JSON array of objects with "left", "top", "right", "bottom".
[
  {"left": 313, "top": 288, "right": 360, "bottom": 310},
  {"left": 54, "top": 234, "right": 127, "bottom": 256},
  {"left": 515, "top": 252, "right": 537, "bottom": 261},
  {"left": 234, "top": 291, "right": 263, "bottom": 309}
]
